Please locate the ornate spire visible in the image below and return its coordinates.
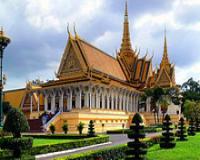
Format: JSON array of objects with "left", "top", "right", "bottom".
[
  {"left": 120, "top": 0, "right": 133, "bottom": 53},
  {"left": 161, "top": 28, "right": 170, "bottom": 65}
]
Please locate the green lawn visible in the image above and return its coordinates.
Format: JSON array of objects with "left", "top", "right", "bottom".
[
  {"left": 33, "top": 138, "right": 74, "bottom": 146},
  {"left": 147, "top": 133, "right": 200, "bottom": 160}
]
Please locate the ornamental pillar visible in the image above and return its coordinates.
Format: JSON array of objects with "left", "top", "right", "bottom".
[
  {"left": 30, "top": 94, "right": 33, "bottom": 113},
  {"left": 37, "top": 93, "right": 40, "bottom": 112},
  {"left": 111, "top": 91, "right": 114, "bottom": 110},
  {"left": 59, "top": 91, "right": 64, "bottom": 112},
  {"left": 44, "top": 94, "right": 48, "bottom": 111},
  {"left": 51, "top": 94, "right": 56, "bottom": 113}
]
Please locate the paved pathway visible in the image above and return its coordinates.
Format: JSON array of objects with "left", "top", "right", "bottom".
[{"left": 36, "top": 132, "right": 161, "bottom": 160}]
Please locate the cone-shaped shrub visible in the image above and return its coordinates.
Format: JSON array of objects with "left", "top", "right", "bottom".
[
  {"left": 160, "top": 114, "right": 176, "bottom": 148},
  {"left": 188, "top": 118, "right": 196, "bottom": 136},
  {"left": 176, "top": 117, "right": 187, "bottom": 141},
  {"left": 195, "top": 118, "right": 200, "bottom": 132},
  {"left": 125, "top": 113, "right": 147, "bottom": 160},
  {"left": 88, "top": 120, "right": 95, "bottom": 137}
]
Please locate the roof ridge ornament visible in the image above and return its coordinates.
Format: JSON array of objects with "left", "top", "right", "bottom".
[{"left": 73, "top": 23, "right": 80, "bottom": 39}]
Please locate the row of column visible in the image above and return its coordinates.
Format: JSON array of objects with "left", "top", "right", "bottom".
[{"left": 28, "top": 85, "right": 140, "bottom": 113}]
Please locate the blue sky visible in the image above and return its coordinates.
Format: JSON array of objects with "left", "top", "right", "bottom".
[{"left": 1, "top": 0, "right": 200, "bottom": 90}]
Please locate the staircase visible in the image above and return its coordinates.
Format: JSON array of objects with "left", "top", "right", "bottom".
[{"left": 28, "top": 119, "right": 43, "bottom": 132}]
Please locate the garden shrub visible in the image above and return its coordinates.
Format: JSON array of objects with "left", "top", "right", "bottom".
[
  {"left": 77, "top": 121, "right": 84, "bottom": 135},
  {"left": 88, "top": 120, "right": 95, "bottom": 137},
  {"left": 55, "top": 136, "right": 161, "bottom": 160},
  {"left": 24, "top": 134, "right": 90, "bottom": 139},
  {"left": 3, "top": 108, "right": 29, "bottom": 138},
  {"left": 50, "top": 123, "right": 56, "bottom": 134},
  {"left": 160, "top": 114, "right": 176, "bottom": 148},
  {"left": 176, "top": 117, "right": 187, "bottom": 141},
  {"left": 29, "top": 135, "right": 109, "bottom": 155},
  {"left": 62, "top": 122, "right": 68, "bottom": 134},
  {"left": 188, "top": 118, "right": 196, "bottom": 136},
  {"left": 0, "top": 137, "right": 33, "bottom": 158},
  {"left": 126, "top": 113, "right": 147, "bottom": 160}
]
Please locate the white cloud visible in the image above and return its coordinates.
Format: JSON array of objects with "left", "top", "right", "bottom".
[
  {"left": 25, "top": 0, "right": 105, "bottom": 32},
  {"left": 176, "top": 63, "right": 200, "bottom": 85}
]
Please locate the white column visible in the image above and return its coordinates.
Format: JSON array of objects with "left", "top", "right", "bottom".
[
  {"left": 69, "top": 89, "right": 72, "bottom": 110},
  {"left": 44, "top": 94, "right": 48, "bottom": 111},
  {"left": 30, "top": 94, "right": 33, "bottom": 113},
  {"left": 133, "top": 94, "right": 136, "bottom": 112},
  {"left": 91, "top": 92, "right": 95, "bottom": 108},
  {"left": 111, "top": 92, "right": 114, "bottom": 110},
  {"left": 130, "top": 94, "right": 133, "bottom": 112},
  {"left": 115, "top": 94, "right": 118, "bottom": 110},
  {"left": 84, "top": 91, "right": 89, "bottom": 108},
  {"left": 37, "top": 93, "right": 40, "bottom": 112},
  {"left": 107, "top": 94, "right": 110, "bottom": 109},
  {"left": 96, "top": 92, "right": 100, "bottom": 109},
  {"left": 119, "top": 94, "right": 122, "bottom": 110},
  {"left": 51, "top": 94, "right": 55, "bottom": 113},
  {"left": 135, "top": 95, "right": 139, "bottom": 112},
  {"left": 122, "top": 94, "right": 126, "bottom": 111},
  {"left": 102, "top": 92, "right": 105, "bottom": 109},
  {"left": 59, "top": 92, "right": 64, "bottom": 112},
  {"left": 126, "top": 94, "right": 129, "bottom": 112},
  {"left": 89, "top": 90, "right": 92, "bottom": 109}
]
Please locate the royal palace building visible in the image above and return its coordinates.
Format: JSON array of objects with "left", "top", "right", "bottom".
[{"left": 4, "top": 2, "right": 178, "bottom": 133}]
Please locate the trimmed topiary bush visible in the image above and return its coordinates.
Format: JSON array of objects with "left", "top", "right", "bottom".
[
  {"left": 176, "top": 117, "right": 187, "bottom": 141},
  {"left": 62, "top": 122, "right": 68, "bottom": 134},
  {"left": 126, "top": 113, "right": 147, "bottom": 160},
  {"left": 50, "top": 124, "right": 56, "bottom": 134},
  {"left": 0, "top": 137, "right": 33, "bottom": 158},
  {"left": 160, "top": 114, "right": 176, "bottom": 148},
  {"left": 3, "top": 108, "right": 29, "bottom": 138},
  {"left": 188, "top": 118, "right": 196, "bottom": 136},
  {"left": 77, "top": 121, "right": 84, "bottom": 135},
  {"left": 88, "top": 120, "right": 95, "bottom": 137}
]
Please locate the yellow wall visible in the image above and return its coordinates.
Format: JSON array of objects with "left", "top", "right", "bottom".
[{"left": 4, "top": 89, "right": 26, "bottom": 108}]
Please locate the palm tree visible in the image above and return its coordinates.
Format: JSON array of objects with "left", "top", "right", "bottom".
[{"left": 158, "top": 95, "right": 170, "bottom": 122}]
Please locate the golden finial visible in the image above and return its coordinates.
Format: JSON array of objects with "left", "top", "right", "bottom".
[
  {"left": 67, "top": 23, "right": 73, "bottom": 39},
  {"left": 161, "top": 26, "right": 170, "bottom": 65},
  {"left": 0, "top": 26, "right": 3, "bottom": 36},
  {"left": 73, "top": 23, "right": 79, "bottom": 39},
  {"left": 120, "top": 0, "right": 133, "bottom": 53}
]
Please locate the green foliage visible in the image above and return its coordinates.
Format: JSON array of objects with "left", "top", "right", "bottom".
[
  {"left": 0, "top": 137, "right": 33, "bottom": 158},
  {"left": 62, "top": 123, "right": 68, "bottom": 134},
  {"left": 188, "top": 118, "right": 196, "bottom": 136},
  {"left": 126, "top": 113, "right": 147, "bottom": 160},
  {"left": 160, "top": 114, "right": 176, "bottom": 148},
  {"left": 182, "top": 78, "right": 200, "bottom": 102},
  {"left": 88, "top": 120, "right": 95, "bottom": 137},
  {"left": 147, "top": 133, "right": 200, "bottom": 160},
  {"left": 3, "top": 108, "right": 29, "bottom": 138},
  {"left": 55, "top": 136, "right": 161, "bottom": 160},
  {"left": 2, "top": 101, "right": 12, "bottom": 115},
  {"left": 29, "top": 135, "right": 109, "bottom": 155},
  {"left": 176, "top": 117, "right": 187, "bottom": 141},
  {"left": 77, "top": 121, "right": 84, "bottom": 135},
  {"left": 24, "top": 134, "right": 90, "bottom": 139},
  {"left": 183, "top": 100, "right": 200, "bottom": 120},
  {"left": 50, "top": 124, "right": 56, "bottom": 134}
]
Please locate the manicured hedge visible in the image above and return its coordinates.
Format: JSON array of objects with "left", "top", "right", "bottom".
[
  {"left": 24, "top": 134, "right": 90, "bottom": 139},
  {"left": 55, "top": 135, "right": 161, "bottom": 160},
  {"left": 29, "top": 135, "right": 109, "bottom": 155},
  {"left": 107, "top": 127, "right": 162, "bottom": 134}
]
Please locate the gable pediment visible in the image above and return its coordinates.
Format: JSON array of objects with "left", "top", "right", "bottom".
[
  {"left": 60, "top": 48, "right": 82, "bottom": 74},
  {"left": 57, "top": 39, "right": 88, "bottom": 79},
  {"left": 156, "top": 68, "right": 172, "bottom": 86}
]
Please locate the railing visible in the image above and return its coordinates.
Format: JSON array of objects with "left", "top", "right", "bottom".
[{"left": 43, "top": 111, "right": 61, "bottom": 129}]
